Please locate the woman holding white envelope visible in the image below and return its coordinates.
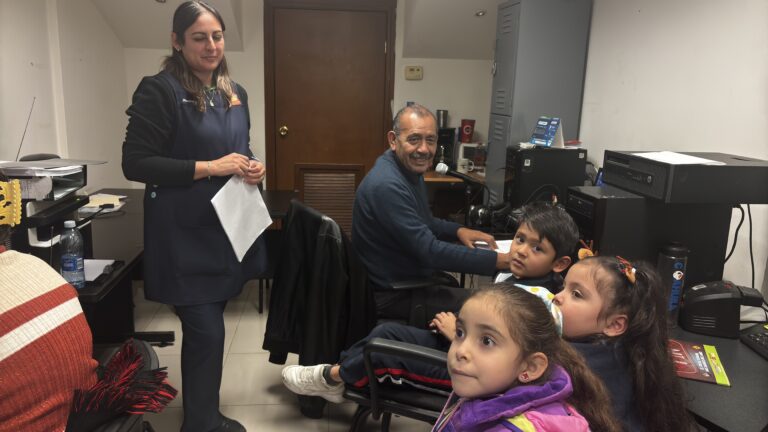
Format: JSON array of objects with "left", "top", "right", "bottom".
[{"left": 121, "top": 2, "right": 266, "bottom": 431}]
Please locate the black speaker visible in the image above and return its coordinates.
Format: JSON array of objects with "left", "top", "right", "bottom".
[{"left": 504, "top": 146, "right": 587, "bottom": 207}]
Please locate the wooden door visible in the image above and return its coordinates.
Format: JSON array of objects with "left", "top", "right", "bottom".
[{"left": 264, "top": 0, "right": 396, "bottom": 192}]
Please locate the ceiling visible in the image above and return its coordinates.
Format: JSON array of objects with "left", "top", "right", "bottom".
[
  {"left": 90, "top": 0, "right": 243, "bottom": 51},
  {"left": 402, "top": 0, "right": 502, "bottom": 60},
  {"left": 90, "top": 0, "right": 502, "bottom": 59}
]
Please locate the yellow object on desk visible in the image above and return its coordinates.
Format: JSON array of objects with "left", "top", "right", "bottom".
[{"left": 79, "top": 193, "right": 125, "bottom": 215}]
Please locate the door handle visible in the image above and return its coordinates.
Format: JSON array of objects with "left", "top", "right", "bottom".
[{"left": 279, "top": 125, "right": 289, "bottom": 137}]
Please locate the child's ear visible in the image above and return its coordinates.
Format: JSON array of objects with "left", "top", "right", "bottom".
[
  {"left": 602, "top": 313, "right": 628, "bottom": 337},
  {"left": 551, "top": 256, "right": 571, "bottom": 274},
  {"left": 519, "top": 352, "right": 549, "bottom": 383}
]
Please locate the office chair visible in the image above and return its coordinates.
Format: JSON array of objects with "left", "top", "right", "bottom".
[
  {"left": 294, "top": 163, "right": 364, "bottom": 238},
  {"left": 264, "top": 199, "right": 376, "bottom": 418},
  {"left": 265, "top": 200, "right": 452, "bottom": 421},
  {"left": 253, "top": 229, "right": 281, "bottom": 314},
  {"left": 342, "top": 337, "right": 449, "bottom": 432},
  {"left": 69, "top": 339, "right": 171, "bottom": 432}
]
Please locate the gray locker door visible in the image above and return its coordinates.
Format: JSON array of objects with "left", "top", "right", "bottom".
[
  {"left": 511, "top": 0, "right": 592, "bottom": 141},
  {"left": 485, "top": 114, "right": 512, "bottom": 205},
  {"left": 490, "top": 1, "right": 521, "bottom": 117}
]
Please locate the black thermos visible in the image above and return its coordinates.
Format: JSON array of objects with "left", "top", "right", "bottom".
[{"left": 657, "top": 242, "right": 689, "bottom": 327}]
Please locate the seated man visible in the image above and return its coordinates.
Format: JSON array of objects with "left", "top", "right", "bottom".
[{"left": 353, "top": 104, "right": 511, "bottom": 320}]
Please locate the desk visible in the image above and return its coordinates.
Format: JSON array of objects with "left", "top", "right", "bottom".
[
  {"left": 79, "top": 188, "right": 297, "bottom": 343},
  {"left": 672, "top": 326, "right": 768, "bottom": 432},
  {"left": 423, "top": 171, "right": 486, "bottom": 184},
  {"left": 423, "top": 171, "right": 485, "bottom": 220}
]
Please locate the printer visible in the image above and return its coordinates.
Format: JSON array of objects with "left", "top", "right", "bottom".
[
  {"left": 602, "top": 151, "right": 768, "bottom": 204},
  {"left": 0, "top": 158, "right": 93, "bottom": 266},
  {"left": 565, "top": 151, "right": 768, "bottom": 287}
]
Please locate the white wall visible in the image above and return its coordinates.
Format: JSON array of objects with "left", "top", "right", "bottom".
[
  {"left": 56, "top": 0, "right": 132, "bottom": 192},
  {"left": 581, "top": 0, "right": 768, "bottom": 297},
  {"left": 0, "top": 0, "right": 58, "bottom": 160},
  {"left": 393, "top": 0, "right": 493, "bottom": 142}
]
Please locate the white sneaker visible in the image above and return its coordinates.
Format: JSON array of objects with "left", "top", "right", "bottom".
[{"left": 281, "top": 364, "right": 345, "bottom": 403}]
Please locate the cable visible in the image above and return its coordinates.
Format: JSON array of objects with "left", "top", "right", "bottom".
[
  {"left": 748, "top": 204, "right": 754, "bottom": 289},
  {"left": 522, "top": 184, "right": 561, "bottom": 206},
  {"left": 723, "top": 205, "right": 744, "bottom": 263},
  {"left": 93, "top": 210, "right": 126, "bottom": 219},
  {"left": 76, "top": 206, "right": 108, "bottom": 227}
]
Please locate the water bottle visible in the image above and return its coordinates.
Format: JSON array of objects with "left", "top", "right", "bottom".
[
  {"left": 60, "top": 220, "right": 85, "bottom": 289},
  {"left": 657, "top": 242, "right": 688, "bottom": 327}
]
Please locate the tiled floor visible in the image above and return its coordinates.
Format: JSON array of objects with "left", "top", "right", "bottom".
[{"left": 133, "top": 280, "right": 436, "bottom": 431}]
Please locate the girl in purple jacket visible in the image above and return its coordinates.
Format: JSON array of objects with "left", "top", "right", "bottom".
[{"left": 433, "top": 285, "right": 620, "bottom": 432}]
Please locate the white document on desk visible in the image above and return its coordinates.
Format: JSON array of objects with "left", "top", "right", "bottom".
[
  {"left": 84, "top": 259, "right": 115, "bottom": 282},
  {"left": 632, "top": 151, "right": 726, "bottom": 166},
  {"left": 495, "top": 239, "right": 513, "bottom": 253},
  {"left": 474, "top": 239, "right": 513, "bottom": 253},
  {"left": 211, "top": 176, "right": 272, "bottom": 262}
]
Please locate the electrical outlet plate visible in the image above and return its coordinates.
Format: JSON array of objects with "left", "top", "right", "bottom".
[{"left": 405, "top": 65, "right": 423, "bottom": 80}]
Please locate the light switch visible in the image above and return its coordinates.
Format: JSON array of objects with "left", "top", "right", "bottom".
[{"left": 405, "top": 65, "right": 423, "bottom": 80}]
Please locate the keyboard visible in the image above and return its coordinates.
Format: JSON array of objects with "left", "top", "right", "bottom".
[{"left": 740, "top": 325, "right": 768, "bottom": 361}]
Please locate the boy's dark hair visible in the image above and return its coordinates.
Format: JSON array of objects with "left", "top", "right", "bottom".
[
  {"left": 585, "top": 256, "right": 693, "bottom": 432},
  {"left": 469, "top": 285, "right": 622, "bottom": 432},
  {"left": 516, "top": 202, "right": 579, "bottom": 259}
]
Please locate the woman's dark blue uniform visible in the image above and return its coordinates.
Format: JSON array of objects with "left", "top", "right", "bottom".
[{"left": 142, "top": 71, "right": 266, "bottom": 431}]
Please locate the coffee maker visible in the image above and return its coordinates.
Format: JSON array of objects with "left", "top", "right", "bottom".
[{"left": 435, "top": 127, "right": 457, "bottom": 169}]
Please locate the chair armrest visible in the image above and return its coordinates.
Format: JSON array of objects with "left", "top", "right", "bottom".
[
  {"left": 363, "top": 337, "right": 447, "bottom": 366},
  {"left": 362, "top": 337, "right": 448, "bottom": 419},
  {"left": 389, "top": 279, "right": 438, "bottom": 290}
]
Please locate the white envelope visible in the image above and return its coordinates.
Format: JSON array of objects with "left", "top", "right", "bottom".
[{"left": 211, "top": 176, "right": 272, "bottom": 262}]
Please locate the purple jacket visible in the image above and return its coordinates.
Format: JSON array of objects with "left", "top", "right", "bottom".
[{"left": 432, "top": 365, "right": 589, "bottom": 432}]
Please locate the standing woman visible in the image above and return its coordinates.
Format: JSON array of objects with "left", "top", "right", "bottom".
[{"left": 122, "top": 1, "right": 265, "bottom": 431}]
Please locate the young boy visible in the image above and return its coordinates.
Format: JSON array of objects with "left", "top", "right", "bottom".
[{"left": 282, "top": 201, "right": 580, "bottom": 403}]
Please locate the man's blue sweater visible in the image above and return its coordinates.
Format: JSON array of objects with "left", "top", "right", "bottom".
[{"left": 352, "top": 150, "right": 497, "bottom": 290}]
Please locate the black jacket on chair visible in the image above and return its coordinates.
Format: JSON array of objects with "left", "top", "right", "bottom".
[{"left": 263, "top": 200, "right": 375, "bottom": 366}]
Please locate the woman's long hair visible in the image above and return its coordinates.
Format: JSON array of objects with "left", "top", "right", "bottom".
[
  {"left": 475, "top": 285, "right": 622, "bottom": 432},
  {"left": 587, "top": 256, "right": 693, "bottom": 431},
  {"left": 162, "top": 0, "right": 235, "bottom": 112}
]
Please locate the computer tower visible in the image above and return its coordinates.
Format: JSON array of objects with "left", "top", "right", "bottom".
[
  {"left": 565, "top": 185, "right": 732, "bottom": 286},
  {"left": 504, "top": 146, "right": 587, "bottom": 208},
  {"left": 565, "top": 185, "right": 648, "bottom": 258},
  {"left": 434, "top": 127, "right": 456, "bottom": 169}
]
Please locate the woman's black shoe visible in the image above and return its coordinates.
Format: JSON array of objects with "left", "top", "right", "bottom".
[{"left": 212, "top": 416, "right": 246, "bottom": 432}]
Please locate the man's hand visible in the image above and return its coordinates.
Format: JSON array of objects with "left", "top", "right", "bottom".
[
  {"left": 456, "top": 227, "right": 498, "bottom": 250},
  {"left": 495, "top": 251, "right": 512, "bottom": 270},
  {"left": 429, "top": 312, "right": 457, "bottom": 341}
]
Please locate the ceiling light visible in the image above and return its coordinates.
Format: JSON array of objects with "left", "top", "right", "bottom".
[{"left": 475, "top": 10, "right": 487, "bottom": 17}]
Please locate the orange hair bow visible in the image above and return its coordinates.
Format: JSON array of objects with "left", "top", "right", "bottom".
[{"left": 616, "top": 256, "right": 636, "bottom": 284}]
